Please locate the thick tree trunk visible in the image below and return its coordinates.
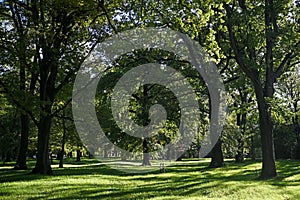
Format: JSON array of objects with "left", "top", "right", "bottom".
[
  {"left": 31, "top": 113, "right": 52, "bottom": 175},
  {"left": 254, "top": 84, "right": 276, "bottom": 178},
  {"left": 15, "top": 114, "right": 29, "bottom": 169},
  {"left": 208, "top": 90, "right": 224, "bottom": 168},
  {"left": 142, "top": 138, "right": 151, "bottom": 166},
  {"left": 225, "top": 0, "right": 279, "bottom": 178},
  {"left": 209, "top": 138, "right": 224, "bottom": 168}
]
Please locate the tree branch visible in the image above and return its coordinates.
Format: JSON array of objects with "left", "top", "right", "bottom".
[{"left": 0, "top": 79, "right": 38, "bottom": 126}]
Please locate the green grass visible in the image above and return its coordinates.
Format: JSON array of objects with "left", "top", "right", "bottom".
[{"left": 0, "top": 158, "right": 300, "bottom": 199}]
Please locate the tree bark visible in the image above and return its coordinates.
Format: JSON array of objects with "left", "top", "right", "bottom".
[
  {"left": 142, "top": 138, "right": 151, "bottom": 166},
  {"left": 208, "top": 89, "right": 224, "bottom": 168},
  {"left": 15, "top": 114, "right": 29, "bottom": 169},
  {"left": 224, "top": 0, "right": 278, "bottom": 178},
  {"left": 31, "top": 112, "right": 52, "bottom": 174},
  {"left": 253, "top": 82, "right": 276, "bottom": 178},
  {"left": 15, "top": 34, "right": 30, "bottom": 170},
  {"left": 209, "top": 138, "right": 224, "bottom": 168}
]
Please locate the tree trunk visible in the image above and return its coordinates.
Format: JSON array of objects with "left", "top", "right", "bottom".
[
  {"left": 208, "top": 89, "right": 224, "bottom": 168},
  {"left": 224, "top": 0, "right": 279, "bottom": 178},
  {"left": 15, "top": 35, "right": 30, "bottom": 170},
  {"left": 76, "top": 150, "right": 81, "bottom": 162},
  {"left": 59, "top": 116, "right": 67, "bottom": 168},
  {"left": 31, "top": 113, "right": 52, "bottom": 175},
  {"left": 254, "top": 84, "right": 276, "bottom": 178},
  {"left": 104, "top": 146, "right": 108, "bottom": 158},
  {"left": 209, "top": 138, "right": 224, "bottom": 168},
  {"left": 235, "top": 109, "right": 247, "bottom": 163},
  {"left": 141, "top": 85, "right": 151, "bottom": 166},
  {"left": 293, "top": 110, "right": 300, "bottom": 159},
  {"left": 88, "top": 152, "right": 93, "bottom": 159},
  {"left": 249, "top": 135, "right": 256, "bottom": 160},
  {"left": 235, "top": 141, "right": 244, "bottom": 163},
  {"left": 15, "top": 114, "right": 29, "bottom": 169},
  {"left": 5, "top": 151, "right": 11, "bottom": 162},
  {"left": 142, "top": 138, "right": 151, "bottom": 166}
]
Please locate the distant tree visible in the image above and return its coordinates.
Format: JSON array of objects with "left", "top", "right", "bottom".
[{"left": 274, "top": 66, "right": 300, "bottom": 159}]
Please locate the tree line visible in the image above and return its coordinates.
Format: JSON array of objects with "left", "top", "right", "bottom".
[{"left": 0, "top": 0, "right": 299, "bottom": 179}]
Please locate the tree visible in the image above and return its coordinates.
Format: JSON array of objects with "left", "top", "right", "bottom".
[
  {"left": 223, "top": 0, "right": 299, "bottom": 178},
  {"left": 95, "top": 48, "right": 206, "bottom": 165},
  {"left": 0, "top": 94, "right": 19, "bottom": 163},
  {"left": 0, "top": 0, "right": 112, "bottom": 174},
  {"left": 274, "top": 65, "right": 300, "bottom": 159}
]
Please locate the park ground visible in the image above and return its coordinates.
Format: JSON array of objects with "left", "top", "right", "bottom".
[{"left": 0, "top": 158, "right": 299, "bottom": 199}]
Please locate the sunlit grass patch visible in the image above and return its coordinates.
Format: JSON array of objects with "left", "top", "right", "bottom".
[{"left": 0, "top": 159, "right": 300, "bottom": 199}]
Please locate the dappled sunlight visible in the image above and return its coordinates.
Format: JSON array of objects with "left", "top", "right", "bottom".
[{"left": 0, "top": 159, "right": 300, "bottom": 199}]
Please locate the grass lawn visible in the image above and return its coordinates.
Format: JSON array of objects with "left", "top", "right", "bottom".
[{"left": 0, "top": 158, "right": 299, "bottom": 199}]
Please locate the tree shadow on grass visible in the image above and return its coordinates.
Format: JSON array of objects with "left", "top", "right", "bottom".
[{"left": 1, "top": 159, "right": 300, "bottom": 199}]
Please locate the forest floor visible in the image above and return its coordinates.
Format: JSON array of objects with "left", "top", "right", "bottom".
[{"left": 0, "top": 158, "right": 299, "bottom": 199}]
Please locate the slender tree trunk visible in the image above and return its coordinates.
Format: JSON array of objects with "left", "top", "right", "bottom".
[
  {"left": 88, "top": 152, "right": 93, "bottom": 159},
  {"left": 76, "top": 150, "right": 81, "bottom": 162},
  {"left": 250, "top": 135, "right": 256, "bottom": 160},
  {"left": 293, "top": 108, "right": 300, "bottom": 159},
  {"left": 235, "top": 112, "right": 243, "bottom": 163},
  {"left": 15, "top": 36, "right": 30, "bottom": 170},
  {"left": 15, "top": 114, "right": 29, "bottom": 169},
  {"left": 166, "top": 144, "right": 173, "bottom": 160},
  {"left": 59, "top": 115, "right": 67, "bottom": 168},
  {"left": 235, "top": 140, "right": 244, "bottom": 163},
  {"left": 141, "top": 85, "right": 151, "bottom": 166},
  {"left": 235, "top": 108, "right": 247, "bottom": 163}
]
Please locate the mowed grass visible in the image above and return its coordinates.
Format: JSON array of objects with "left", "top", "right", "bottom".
[{"left": 0, "top": 158, "right": 300, "bottom": 199}]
